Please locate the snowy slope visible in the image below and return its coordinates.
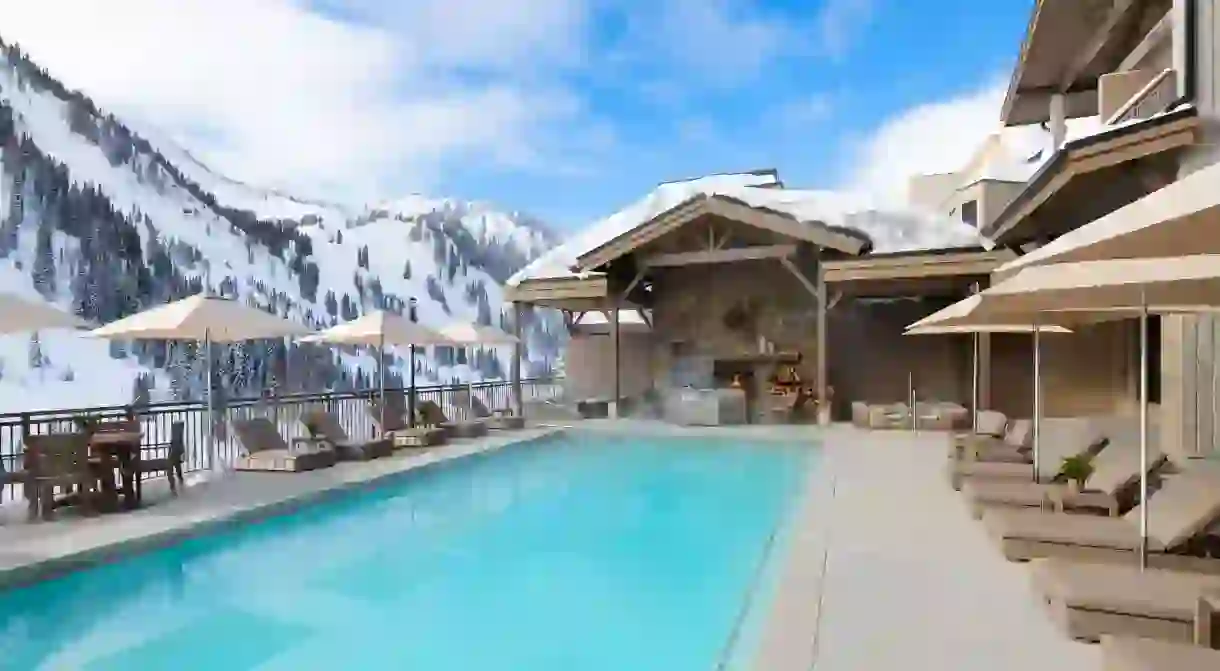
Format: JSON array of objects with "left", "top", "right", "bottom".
[{"left": 0, "top": 41, "right": 561, "bottom": 412}]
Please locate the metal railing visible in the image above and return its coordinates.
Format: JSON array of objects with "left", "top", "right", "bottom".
[{"left": 0, "top": 377, "right": 564, "bottom": 503}]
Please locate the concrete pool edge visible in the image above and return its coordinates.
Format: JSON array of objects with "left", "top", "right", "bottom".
[
  {"left": 0, "top": 428, "right": 564, "bottom": 591},
  {"left": 749, "top": 432, "right": 837, "bottom": 670}
]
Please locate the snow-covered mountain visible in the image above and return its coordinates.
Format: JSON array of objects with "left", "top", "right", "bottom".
[{"left": 0, "top": 38, "right": 563, "bottom": 412}]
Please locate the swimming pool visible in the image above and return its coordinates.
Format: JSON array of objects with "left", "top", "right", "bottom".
[{"left": 0, "top": 431, "right": 812, "bottom": 670}]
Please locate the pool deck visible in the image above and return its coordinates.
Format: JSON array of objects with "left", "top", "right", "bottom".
[
  {"left": 752, "top": 424, "right": 1102, "bottom": 671},
  {"left": 0, "top": 427, "right": 559, "bottom": 588}
]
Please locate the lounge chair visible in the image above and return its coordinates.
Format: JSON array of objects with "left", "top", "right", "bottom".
[
  {"left": 1032, "top": 558, "right": 1220, "bottom": 644},
  {"left": 232, "top": 418, "right": 336, "bottom": 473},
  {"left": 949, "top": 410, "right": 1008, "bottom": 447},
  {"left": 301, "top": 410, "right": 393, "bottom": 460},
  {"left": 961, "top": 438, "right": 1165, "bottom": 519},
  {"left": 1100, "top": 635, "right": 1220, "bottom": 670},
  {"left": 856, "top": 402, "right": 911, "bottom": 430},
  {"left": 980, "top": 469, "right": 1220, "bottom": 573},
  {"left": 948, "top": 417, "right": 1105, "bottom": 491},
  {"left": 418, "top": 400, "right": 488, "bottom": 438},
  {"left": 453, "top": 390, "right": 525, "bottom": 430},
  {"left": 367, "top": 391, "right": 447, "bottom": 448},
  {"left": 913, "top": 400, "right": 969, "bottom": 430},
  {"left": 949, "top": 418, "right": 1032, "bottom": 463}
]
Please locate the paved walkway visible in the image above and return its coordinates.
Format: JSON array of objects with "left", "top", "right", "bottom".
[{"left": 755, "top": 426, "right": 1101, "bottom": 670}]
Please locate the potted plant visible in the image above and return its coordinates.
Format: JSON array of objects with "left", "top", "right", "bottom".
[{"left": 1059, "top": 454, "right": 1094, "bottom": 492}]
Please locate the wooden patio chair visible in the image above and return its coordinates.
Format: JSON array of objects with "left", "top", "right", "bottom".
[
  {"left": 133, "top": 421, "right": 186, "bottom": 494},
  {"left": 25, "top": 432, "right": 97, "bottom": 520}
]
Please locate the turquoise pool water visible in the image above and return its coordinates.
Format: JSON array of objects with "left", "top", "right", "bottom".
[{"left": 0, "top": 432, "right": 812, "bottom": 670}]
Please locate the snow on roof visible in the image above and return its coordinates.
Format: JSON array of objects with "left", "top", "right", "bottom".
[{"left": 509, "top": 172, "right": 988, "bottom": 287}]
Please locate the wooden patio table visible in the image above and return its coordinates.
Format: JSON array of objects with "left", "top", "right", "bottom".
[{"left": 89, "top": 430, "right": 143, "bottom": 510}]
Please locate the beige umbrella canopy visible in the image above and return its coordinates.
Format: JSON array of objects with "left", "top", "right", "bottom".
[
  {"left": 303, "top": 311, "right": 455, "bottom": 428},
  {"left": 981, "top": 255, "right": 1220, "bottom": 315},
  {"left": 996, "top": 159, "right": 1220, "bottom": 277},
  {"left": 91, "top": 294, "right": 313, "bottom": 341},
  {"left": 91, "top": 294, "right": 314, "bottom": 472},
  {"left": 906, "top": 294, "right": 1089, "bottom": 331},
  {"left": 904, "top": 323, "right": 1071, "bottom": 335},
  {"left": 301, "top": 310, "right": 454, "bottom": 347},
  {"left": 435, "top": 322, "right": 519, "bottom": 346},
  {"left": 0, "top": 292, "right": 91, "bottom": 333},
  {"left": 435, "top": 322, "right": 519, "bottom": 418}
]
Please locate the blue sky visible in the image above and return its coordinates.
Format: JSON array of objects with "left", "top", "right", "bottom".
[
  {"left": 5, "top": 0, "right": 1035, "bottom": 232},
  {"left": 352, "top": 0, "right": 1034, "bottom": 228}
]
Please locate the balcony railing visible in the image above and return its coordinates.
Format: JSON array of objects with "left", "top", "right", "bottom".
[
  {"left": 1108, "top": 68, "right": 1177, "bottom": 126},
  {"left": 0, "top": 377, "right": 564, "bottom": 503}
]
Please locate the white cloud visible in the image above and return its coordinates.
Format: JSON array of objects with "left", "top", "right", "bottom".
[
  {"left": 815, "top": 0, "right": 875, "bottom": 60},
  {"left": 842, "top": 80, "right": 1010, "bottom": 200},
  {"left": 622, "top": 0, "right": 790, "bottom": 85},
  {"left": 841, "top": 78, "right": 1105, "bottom": 205},
  {"left": 0, "top": 0, "right": 590, "bottom": 205}
]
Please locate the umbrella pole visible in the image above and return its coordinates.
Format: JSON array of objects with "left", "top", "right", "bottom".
[
  {"left": 409, "top": 344, "right": 417, "bottom": 428},
  {"left": 971, "top": 331, "right": 980, "bottom": 432},
  {"left": 1138, "top": 296, "right": 1149, "bottom": 571},
  {"left": 206, "top": 330, "right": 217, "bottom": 473},
  {"left": 378, "top": 333, "right": 386, "bottom": 434},
  {"left": 1033, "top": 317, "right": 1042, "bottom": 484},
  {"left": 468, "top": 346, "right": 475, "bottom": 420}
]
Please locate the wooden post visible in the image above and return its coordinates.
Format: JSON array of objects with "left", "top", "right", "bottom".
[
  {"left": 611, "top": 303, "right": 621, "bottom": 418},
  {"left": 815, "top": 247, "right": 829, "bottom": 425},
  {"left": 512, "top": 301, "right": 524, "bottom": 417}
]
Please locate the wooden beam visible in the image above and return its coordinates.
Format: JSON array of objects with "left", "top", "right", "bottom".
[
  {"left": 647, "top": 244, "right": 796, "bottom": 268},
  {"left": 815, "top": 249, "right": 829, "bottom": 426},
  {"left": 780, "top": 254, "right": 819, "bottom": 302},
  {"left": 636, "top": 308, "right": 652, "bottom": 329},
  {"left": 620, "top": 266, "right": 647, "bottom": 299},
  {"left": 512, "top": 302, "right": 523, "bottom": 416},
  {"left": 1057, "top": 0, "right": 1139, "bottom": 92},
  {"left": 610, "top": 301, "right": 621, "bottom": 418},
  {"left": 779, "top": 255, "right": 819, "bottom": 300}
]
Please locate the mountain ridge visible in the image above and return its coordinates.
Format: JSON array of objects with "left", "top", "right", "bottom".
[{"left": 0, "top": 36, "right": 563, "bottom": 413}]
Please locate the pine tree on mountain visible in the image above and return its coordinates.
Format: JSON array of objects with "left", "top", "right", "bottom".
[
  {"left": 402, "top": 259, "right": 411, "bottom": 280},
  {"left": 31, "top": 222, "right": 56, "bottom": 298}
]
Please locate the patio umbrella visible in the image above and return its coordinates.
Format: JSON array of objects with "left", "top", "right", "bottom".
[
  {"left": 301, "top": 310, "right": 454, "bottom": 430},
  {"left": 904, "top": 322, "right": 1073, "bottom": 432},
  {"left": 435, "top": 322, "right": 519, "bottom": 418},
  {"left": 905, "top": 319, "right": 1073, "bottom": 471},
  {"left": 0, "top": 292, "right": 91, "bottom": 333},
  {"left": 995, "top": 159, "right": 1220, "bottom": 277},
  {"left": 91, "top": 294, "right": 314, "bottom": 472},
  {"left": 978, "top": 254, "right": 1220, "bottom": 569}
]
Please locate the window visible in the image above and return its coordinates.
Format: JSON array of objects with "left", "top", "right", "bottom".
[{"left": 960, "top": 200, "right": 979, "bottom": 228}]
